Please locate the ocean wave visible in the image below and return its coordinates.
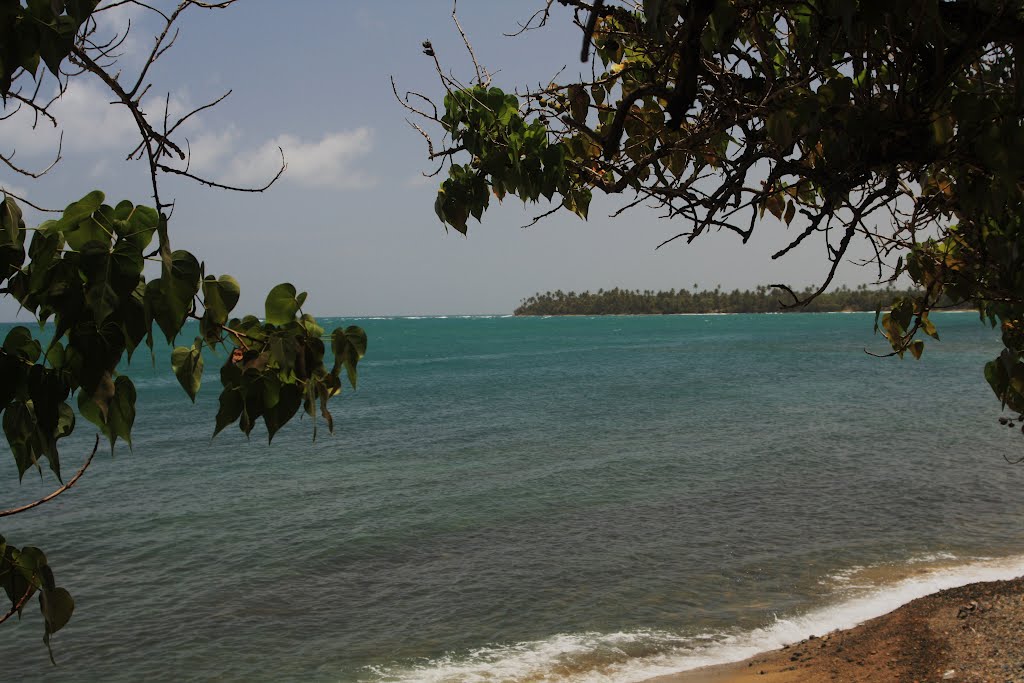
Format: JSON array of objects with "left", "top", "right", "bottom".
[{"left": 369, "top": 554, "right": 1024, "bottom": 683}]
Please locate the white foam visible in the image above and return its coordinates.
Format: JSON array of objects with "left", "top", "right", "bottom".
[
  {"left": 819, "top": 564, "right": 866, "bottom": 585},
  {"left": 370, "top": 554, "right": 1024, "bottom": 683},
  {"left": 906, "top": 551, "right": 960, "bottom": 564}
]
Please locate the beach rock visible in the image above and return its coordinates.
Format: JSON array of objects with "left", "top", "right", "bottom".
[{"left": 957, "top": 600, "right": 978, "bottom": 618}]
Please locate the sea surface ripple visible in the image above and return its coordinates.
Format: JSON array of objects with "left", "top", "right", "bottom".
[{"left": 1, "top": 313, "right": 1022, "bottom": 682}]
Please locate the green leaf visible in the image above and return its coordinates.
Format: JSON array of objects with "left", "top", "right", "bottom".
[
  {"left": 985, "top": 358, "right": 1009, "bottom": 406},
  {"left": 0, "top": 352, "right": 26, "bottom": 408},
  {"left": 298, "top": 313, "right": 323, "bottom": 339},
  {"left": 265, "top": 283, "right": 300, "bottom": 325},
  {"left": 264, "top": 383, "right": 301, "bottom": 443},
  {"left": 40, "top": 582, "right": 75, "bottom": 661},
  {"left": 165, "top": 250, "right": 201, "bottom": 320},
  {"left": 144, "top": 262, "right": 196, "bottom": 344},
  {"left": 317, "top": 373, "right": 340, "bottom": 434},
  {"left": 39, "top": 15, "right": 78, "bottom": 78},
  {"left": 2, "top": 195, "right": 24, "bottom": 244},
  {"left": 65, "top": 0, "right": 99, "bottom": 25},
  {"left": 77, "top": 388, "right": 110, "bottom": 441},
  {"left": 214, "top": 388, "right": 243, "bottom": 437},
  {"left": 106, "top": 376, "right": 136, "bottom": 449},
  {"left": 239, "top": 370, "right": 266, "bottom": 438},
  {"left": 3, "top": 401, "right": 38, "bottom": 480},
  {"left": 54, "top": 402, "right": 74, "bottom": 440},
  {"left": 1, "top": 543, "right": 35, "bottom": 614},
  {"left": 3, "top": 326, "right": 42, "bottom": 362},
  {"left": 202, "top": 274, "right": 241, "bottom": 326},
  {"left": 84, "top": 282, "right": 119, "bottom": 325},
  {"left": 110, "top": 238, "right": 145, "bottom": 294},
  {"left": 262, "top": 372, "right": 281, "bottom": 410},
  {"left": 118, "top": 203, "right": 159, "bottom": 249},
  {"left": 26, "top": 364, "right": 70, "bottom": 478},
  {"left": 331, "top": 325, "right": 368, "bottom": 389},
  {"left": 40, "top": 587, "right": 74, "bottom": 634},
  {"left": 55, "top": 191, "right": 107, "bottom": 249},
  {"left": 171, "top": 340, "right": 204, "bottom": 402},
  {"left": 26, "top": 230, "right": 63, "bottom": 295}
]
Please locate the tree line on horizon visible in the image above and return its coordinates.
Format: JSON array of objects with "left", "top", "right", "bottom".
[{"left": 514, "top": 285, "right": 970, "bottom": 316}]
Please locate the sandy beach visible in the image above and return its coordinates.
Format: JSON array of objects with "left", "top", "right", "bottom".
[{"left": 644, "top": 576, "right": 1024, "bottom": 682}]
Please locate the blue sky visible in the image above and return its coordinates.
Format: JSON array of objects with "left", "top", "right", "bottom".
[{"left": 0, "top": 1, "right": 883, "bottom": 319}]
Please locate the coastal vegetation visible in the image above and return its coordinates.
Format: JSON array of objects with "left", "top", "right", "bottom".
[
  {"left": 407, "top": 0, "right": 1024, "bottom": 425},
  {"left": 514, "top": 285, "right": 968, "bottom": 316},
  {"left": 0, "top": 1, "right": 365, "bottom": 655}
]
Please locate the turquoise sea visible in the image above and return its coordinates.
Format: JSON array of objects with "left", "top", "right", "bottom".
[{"left": 2, "top": 312, "right": 1023, "bottom": 682}]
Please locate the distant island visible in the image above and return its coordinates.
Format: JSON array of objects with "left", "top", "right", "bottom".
[{"left": 514, "top": 285, "right": 968, "bottom": 316}]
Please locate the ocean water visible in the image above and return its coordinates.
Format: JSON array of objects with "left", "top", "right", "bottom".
[{"left": 1, "top": 312, "right": 1023, "bottom": 682}]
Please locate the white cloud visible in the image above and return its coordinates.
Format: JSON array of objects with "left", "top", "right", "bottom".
[
  {"left": 0, "top": 80, "right": 137, "bottom": 160},
  {"left": 225, "top": 129, "right": 376, "bottom": 190},
  {"left": 0, "top": 72, "right": 374, "bottom": 195},
  {"left": 180, "top": 126, "right": 241, "bottom": 173},
  {"left": 0, "top": 80, "right": 235, "bottom": 176},
  {"left": 91, "top": 2, "right": 152, "bottom": 59}
]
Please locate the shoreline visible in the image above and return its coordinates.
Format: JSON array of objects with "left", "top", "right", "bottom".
[
  {"left": 512, "top": 309, "right": 976, "bottom": 317},
  {"left": 372, "top": 554, "right": 1024, "bottom": 681},
  {"left": 642, "top": 575, "right": 1024, "bottom": 682}
]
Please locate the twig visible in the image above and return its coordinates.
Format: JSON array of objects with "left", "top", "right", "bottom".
[
  {"left": 0, "top": 585, "right": 35, "bottom": 625},
  {"left": 452, "top": 0, "right": 487, "bottom": 86},
  {"left": 0, "top": 435, "right": 100, "bottom": 518},
  {"left": 521, "top": 203, "right": 563, "bottom": 228},
  {"left": 0, "top": 133, "right": 63, "bottom": 179},
  {"left": 0, "top": 188, "right": 61, "bottom": 213},
  {"left": 157, "top": 146, "right": 285, "bottom": 192}
]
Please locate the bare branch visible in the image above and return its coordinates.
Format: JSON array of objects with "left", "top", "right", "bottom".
[
  {"left": 0, "top": 188, "right": 61, "bottom": 213},
  {"left": 0, "top": 584, "right": 36, "bottom": 626},
  {"left": 166, "top": 90, "right": 231, "bottom": 138},
  {"left": 157, "top": 146, "right": 286, "bottom": 193},
  {"left": 521, "top": 203, "right": 563, "bottom": 228},
  {"left": 452, "top": 1, "right": 488, "bottom": 86},
  {"left": 0, "top": 133, "right": 63, "bottom": 179}
]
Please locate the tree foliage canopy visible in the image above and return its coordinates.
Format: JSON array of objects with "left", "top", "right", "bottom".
[
  {"left": 0, "top": 1, "right": 365, "bottom": 657},
  {"left": 407, "top": 0, "right": 1024, "bottom": 423},
  {"left": 514, "top": 284, "right": 967, "bottom": 316}
]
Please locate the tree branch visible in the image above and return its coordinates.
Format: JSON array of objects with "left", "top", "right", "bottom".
[
  {"left": 0, "top": 584, "right": 35, "bottom": 626},
  {"left": 0, "top": 435, "right": 100, "bottom": 519}
]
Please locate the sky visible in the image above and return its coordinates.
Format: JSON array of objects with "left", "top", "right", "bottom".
[{"left": 0, "top": 0, "right": 889, "bottom": 319}]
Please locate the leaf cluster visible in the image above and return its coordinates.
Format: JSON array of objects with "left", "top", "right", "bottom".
[
  {"left": 0, "top": 190, "right": 367, "bottom": 650},
  {"left": 416, "top": 0, "right": 1024, "bottom": 430},
  {"left": 2, "top": 0, "right": 367, "bottom": 659},
  {"left": 0, "top": 0, "right": 97, "bottom": 94},
  {"left": 207, "top": 284, "right": 367, "bottom": 442},
  {"left": 435, "top": 86, "right": 592, "bottom": 232},
  {"left": 0, "top": 535, "right": 73, "bottom": 663}
]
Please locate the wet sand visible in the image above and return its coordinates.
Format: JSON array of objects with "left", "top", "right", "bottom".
[{"left": 644, "top": 576, "right": 1024, "bottom": 682}]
